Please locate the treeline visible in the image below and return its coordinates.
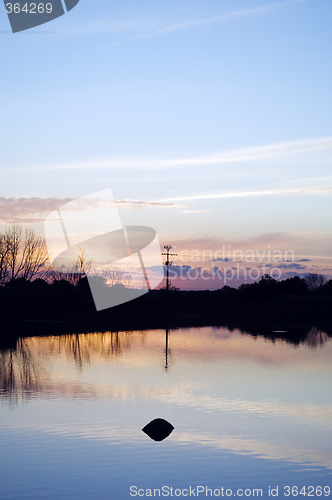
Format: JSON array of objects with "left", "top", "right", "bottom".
[
  {"left": 1, "top": 225, "right": 331, "bottom": 302},
  {"left": 1, "top": 271, "right": 332, "bottom": 315},
  {"left": 2, "top": 269, "right": 331, "bottom": 301},
  {"left": 1, "top": 225, "right": 332, "bottom": 336},
  {"left": 0, "top": 225, "right": 91, "bottom": 286},
  {"left": 217, "top": 273, "right": 332, "bottom": 300},
  {"left": 1, "top": 225, "right": 331, "bottom": 297}
]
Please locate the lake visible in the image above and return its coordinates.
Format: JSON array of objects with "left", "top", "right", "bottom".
[{"left": 1, "top": 326, "right": 332, "bottom": 499}]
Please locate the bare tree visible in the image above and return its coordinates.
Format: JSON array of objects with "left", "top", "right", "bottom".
[
  {"left": 4, "top": 225, "right": 21, "bottom": 281},
  {"left": 51, "top": 246, "right": 93, "bottom": 285},
  {"left": 77, "top": 246, "right": 92, "bottom": 277},
  {"left": 0, "top": 232, "right": 10, "bottom": 284},
  {"left": 2, "top": 225, "right": 49, "bottom": 282},
  {"left": 102, "top": 267, "right": 133, "bottom": 288},
  {"left": 21, "top": 228, "right": 49, "bottom": 280},
  {"left": 305, "top": 273, "right": 326, "bottom": 292}
]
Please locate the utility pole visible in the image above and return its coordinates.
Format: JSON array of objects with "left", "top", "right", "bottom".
[{"left": 162, "top": 245, "right": 177, "bottom": 291}]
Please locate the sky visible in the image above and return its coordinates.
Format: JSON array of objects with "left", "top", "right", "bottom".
[{"left": 1, "top": 0, "right": 332, "bottom": 288}]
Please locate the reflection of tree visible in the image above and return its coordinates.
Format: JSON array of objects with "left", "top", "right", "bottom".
[
  {"left": 235, "top": 323, "right": 331, "bottom": 348},
  {"left": 0, "top": 338, "right": 45, "bottom": 402},
  {"left": 46, "top": 332, "right": 136, "bottom": 366},
  {"left": 305, "top": 326, "right": 329, "bottom": 348},
  {"left": 0, "top": 332, "right": 139, "bottom": 401}
]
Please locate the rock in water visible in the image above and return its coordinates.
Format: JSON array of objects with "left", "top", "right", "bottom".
[{"left": 142, "top": 418, "right": 174, "bottom": 441}]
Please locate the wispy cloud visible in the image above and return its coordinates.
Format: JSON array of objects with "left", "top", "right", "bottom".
[
  {"left": 277, "top": 263, "right": 308, "bottom": 270},
  {"left": 165, "top": 136, "right": 332, "bottom": 168},
  {"left": 0, "top": 196, "right": 183, "bottom": 224},
  {"left": 0, "top": 196, "right": 72, "bottom": 224},
  {"left": 9, "top": 136, "right": 332, "bottom": 173},
  {"left": 159, "top": 184, "right": 332, "bottom": 203},
  {"left": 181, "top": 209, "right": 213, "bottom": 214},
  {"left": 170, "top": 233, "right": 332, "bottom": 260},
  {"left": 111, "top": 0, "right": 305, "bottom": 45}
]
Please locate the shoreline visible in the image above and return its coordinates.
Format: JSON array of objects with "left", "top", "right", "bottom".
[{"left": 2, "top": 293, "right": 332, "bottom": 349}]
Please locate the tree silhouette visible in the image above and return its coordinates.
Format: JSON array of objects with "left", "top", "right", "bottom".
[
  {"left": 0, "top": 233, "right": 10, "bottom": 283},
  {"left": 305, "top": 273, "right": 326, "bottom": 292},
  {"left": 50, "top": 245, "right": 93, "bottom": 285},
  {"left": 0, "top": 225, "right": 48, "bottom": 283}
]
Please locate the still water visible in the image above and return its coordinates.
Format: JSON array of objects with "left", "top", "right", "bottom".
[{"left": 1, "top": 326, "right": 332, "bottom": 500}]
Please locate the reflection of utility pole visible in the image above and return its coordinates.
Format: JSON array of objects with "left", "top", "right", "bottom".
[
  {"left": 162, "top": 245, "right": 177, "bottom": 291},
  {"left": 165, "top": 328, "right": 170, "bottom": 371}
]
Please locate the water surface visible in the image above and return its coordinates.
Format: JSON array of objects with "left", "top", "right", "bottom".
[{"left": 1, "top": 326, "right": 332, "bottom": 499}]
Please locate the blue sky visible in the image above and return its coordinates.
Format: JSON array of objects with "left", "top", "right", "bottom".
[{"left": 1, "top": 0, "right": 332, "bottom": 286}]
